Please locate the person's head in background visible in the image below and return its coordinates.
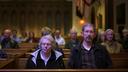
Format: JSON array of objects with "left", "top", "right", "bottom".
[
  {"left": 54, "top": 29, "right": 61, "bottom": 38},
  {"left": 41, "top": 27, "right": 52, "bottom": 36},
  {"left": 3, "top": 29, "right": 12, "bottom": 39},
  {"left": 69, "top": 28, "right": 77, "bottom": 40},
  {"left": 97, "top": 30, "right": 105, "bottom": 43},
  {"left": 12, "top": 30, "right": 18, "bottom": 37},
  {"left": 21, "top": 31, "right": 28, "bottom": 38},
  {"left": 122, "top": 28, "right": 128, "bottom": 39},
  {"left": 105, "top": 29, "right": 115, "bottom": 42},
  {"left": 28, "top": 32, "right": 35, "bottom": 38}
]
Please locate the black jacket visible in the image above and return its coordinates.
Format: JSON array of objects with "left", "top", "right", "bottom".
[
  {"left": 1, "top": 38, "right": 18, "bottom": 49},
  {"left": 68, "top": 43, "right": 112, "bottom": 69},
  {"left": 0, "top": 50, "right": 7, "bottom": 58},
  {"left": 26, "top": 49, "right": 65, "bottom": 69},
  {"left": 65, "top": 39, "right": 80, "bottom": 49}
]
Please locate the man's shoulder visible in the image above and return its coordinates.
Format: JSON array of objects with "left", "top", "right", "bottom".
[
  {"left": 93, "top": 43, "right": 106, "bottom": 50},
  {"left": 71, "top": 43, "right": 82, "bottom": 51}
]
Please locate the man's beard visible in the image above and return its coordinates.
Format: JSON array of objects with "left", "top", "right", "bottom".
[{"left": 85, "top": 36, "right": 93, "bottom": 42}]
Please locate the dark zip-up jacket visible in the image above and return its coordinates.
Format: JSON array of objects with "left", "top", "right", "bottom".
[
  {"left": 68, "top": 43, "right": 112, "bottom": 69},
  {"left": 26, "top": 49, "right": 65, "bottom": 69}
]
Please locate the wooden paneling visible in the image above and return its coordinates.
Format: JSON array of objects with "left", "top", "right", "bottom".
[{"left": 0, "top": 0, "right": 72, "bottom": 37}]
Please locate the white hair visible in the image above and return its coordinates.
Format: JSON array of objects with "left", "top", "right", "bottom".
[
  {"left": 39, "top": 35, "right": 54, "bottom": 44},
  {"left": 38, "top": 35, "right": 56, "bottom": 48}
]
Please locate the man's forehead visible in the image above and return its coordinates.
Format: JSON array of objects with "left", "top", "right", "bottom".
[{"left": 84, "top": 26, "right": 94, "bottom": 30}]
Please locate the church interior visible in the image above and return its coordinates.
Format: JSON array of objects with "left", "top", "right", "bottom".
[{"left": 0, "top": 0, "right": 128, "bottom": 71}]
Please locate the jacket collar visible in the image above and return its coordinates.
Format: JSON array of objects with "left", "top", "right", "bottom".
[
  {"left": 31, "top": 49, "right": 63, "bottom": 65},
  {"left": 76, "top": 42, "right": 101, "bottom": 52}
]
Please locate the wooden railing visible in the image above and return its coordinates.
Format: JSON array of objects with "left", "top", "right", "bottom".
[{"left": 0, "top": 69, "right": 128, "bottom": 72}]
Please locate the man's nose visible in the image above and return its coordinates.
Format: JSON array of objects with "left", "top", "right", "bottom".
[{"left": 87, "top": 32, "right": 91, "bottom": 35}]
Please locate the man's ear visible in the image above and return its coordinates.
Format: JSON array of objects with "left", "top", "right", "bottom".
[
  {"left": 93, "top": 32, "right": 97, "bottom": 39},
  {"left": 81, "top": 32, "right": 83, "bottom": 37},
  {"left": 93, "top": 32, "right": 97, "bottom": 38}
]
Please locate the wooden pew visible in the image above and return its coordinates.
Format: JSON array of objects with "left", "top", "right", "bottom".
[
  {"left": 0, "top": 59, "right": 15, "bottom": 69},
  {"left": 16, "top": 58, "right": 28, "bottom": 69},
  {"left": 62, "top": 49, "right": 128, "bottom": 59},
  {"left": 0, "top": 69, "right": 128, "bottom": 72},
  {"left": 112, "top": 58, "right": 128, "bottom": 68},
  {"left": 62, "top": 49, "right": 70, "bottom": 53},
  {"left": 62, "top": 49, "right": 71, "bottom": 58},
  {"left": 63, "top": 57, "right": 128, "bottom": 69},
  {"left": 3, "top": 57, "right": 128, "bottom": 69},
  {"left": 19, "top": 43, "right": 38, "bottom": 48},
  {"left": 24, "top": 52, "right": 31, "bottom": 58},
  {"left": 111, "top": 52, "right": 128, "bottom": 58},
  {"left": 2, "top": 49, "right": 127, "bottom": 69},
  {"left": 3, "top": 49, "right": 32, "bottom": 58},
  {"left": 3, "top": 48, "right": 31, "bottom": 53}
]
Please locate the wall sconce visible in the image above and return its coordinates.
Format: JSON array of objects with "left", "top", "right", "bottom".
[{"left": 80, "top": 19, "right": 85, "bottom": 25}]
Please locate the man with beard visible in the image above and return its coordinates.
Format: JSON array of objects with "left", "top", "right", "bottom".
[{"left": 68, "top": 23, "right": 112, "bottom": 69}]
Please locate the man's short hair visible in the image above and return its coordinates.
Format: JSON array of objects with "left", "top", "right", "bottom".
[{"left": 82, "top": 23, "right": 94, "bottom": 32}]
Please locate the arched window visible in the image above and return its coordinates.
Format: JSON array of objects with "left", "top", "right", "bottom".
[
  {"left": 55, "top": 10, "right": 61, "bottom": 29},
  {"left": 64, "top": 11, "right": 70, "bottom": 35},
  {"left": 46, "top": 10, "right": 52, "bottom": 28},
  {"left": 11, "top": 10, "right": 16, "bottom": 26},
  {"left": 38, "top": 10, "right": 44, "bottom": 26}
]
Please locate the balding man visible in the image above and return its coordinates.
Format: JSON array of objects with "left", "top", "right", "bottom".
[
  {"left": 65, "top": 28, "right": 80, "bottom": 49},
  {"left": 0, "top": 29, "right": 18, "bottom": 49}
]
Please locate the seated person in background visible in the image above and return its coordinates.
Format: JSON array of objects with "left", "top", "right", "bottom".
[
  {"left": 20, "top": 31, "right": 28, "bottom": 43},
  {"left": 26, "top": 32, "right": 37, "bottom": 43},
  {"left": 12, "top": 29, "right": 21, "bottom": 43},
  {"left": 0, "top": 49, "right": 7, "bottom": 58},
  {"left": 0, "top": 29, "right": 19, "bottom": 49},
  {"left": 96, "top": 30, "right": 105, "bottom": 44},
  {"left": 41, "top": 27, "right": 52, "bottom": 36},
  {"left": 26, "top": 35, "right": 65, "bottom": 69},
  {"left": 0, "top": 32, "right": 4, "bottom": 43},
  {"left": 54, "top": 29, "right": 65, "bottom": 46},
  {"left": 121, "top": 28, "right": 128, "bottom": 50},
  {"left": 101, "top": 29, "right": 123, "bottom": 54},
  {"left": 68, "top": 23, "right": 112, "bottom": 69},
  {"left": 65, "top": 28, "right": 80, "bottom": 49}
]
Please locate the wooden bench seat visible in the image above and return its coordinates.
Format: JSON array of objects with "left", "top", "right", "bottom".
[
  {"left": 1, "top": 48, "right": 128, "bottom": 69},
  {"left": 19, "top": 43, "right": 38, "bottom": 48},
  {"left": 1, "top": 57, "right": 128, "bottom": 69},
  {"left": 0, "top": 69, "right": 128, "bottom": 72},
  {"left": 63, "top": 57, "right": 128, "bottom": 69},
  {"left": 0, "top": 59, "right": 15, "bottom": 69},
  {"left": 112, "top": 58, "right": 128, "bottom": 68}
]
